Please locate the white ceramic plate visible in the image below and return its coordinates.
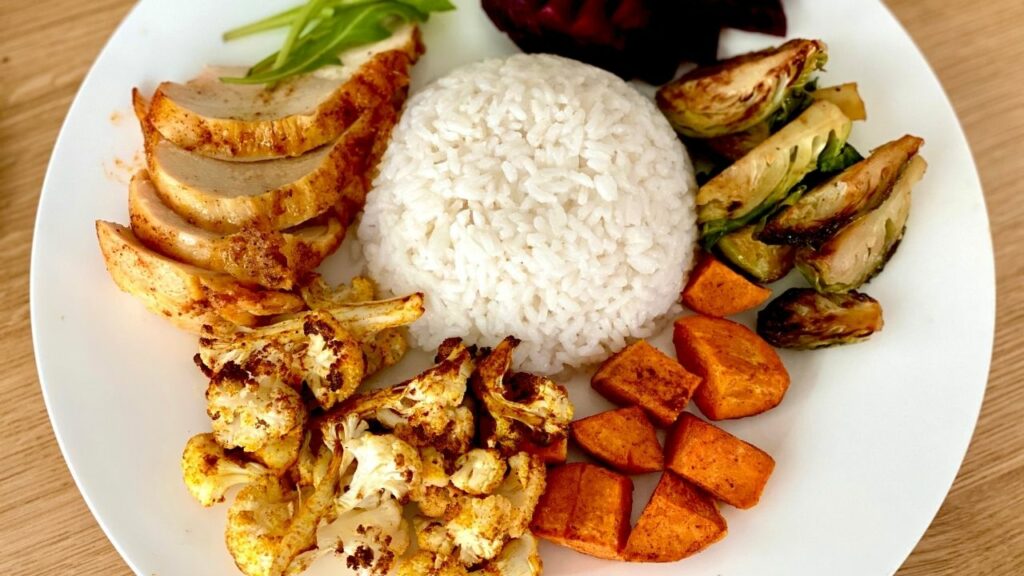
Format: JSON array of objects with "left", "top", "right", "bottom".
[{"left": 31, "top": 0, "right": 994, "bottom": 575}]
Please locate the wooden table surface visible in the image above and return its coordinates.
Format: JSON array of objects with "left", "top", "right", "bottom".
[{"left": 2, "top": 1, "right": 1022, "bottom": 574}]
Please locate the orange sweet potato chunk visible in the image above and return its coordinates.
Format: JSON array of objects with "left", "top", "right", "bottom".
[
  {"left": 665, "top": 413, "right": 775, "bottom": 509},
  {"left": 682, "top": 254, "right": 772, "bottom": 317},
  {"left": 624, "top": 472, "right": 728, "bottom": 562},
  {"left": 531, "top": 463, "right": 633, "bottom": 560},
  {"left": 673, "top": 315, "right": 790, "bottom": 420},
  {"left": 591, "top": 340, "right": 703, "bottom": 427},
  {"left": 570, "top": 406, "right": 663, "bottom": 474}
]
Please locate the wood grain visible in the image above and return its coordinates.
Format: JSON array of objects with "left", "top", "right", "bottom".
[{"left": 1, "top": 0, "right": 1021, "bottom": 574}]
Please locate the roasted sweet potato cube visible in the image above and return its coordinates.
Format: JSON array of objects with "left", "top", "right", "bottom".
[
  {"left": 521, "top": 436, "right": 568, "bottom": 465},
  {"left": 624, "top": 472, "right": 727, "bottom": 563},
  {"left": 591, "top": 340, "right": 702, "bottom": 427},
  {"left": 673, "top": 315, "right": 790, "bottom": 420},
  {"left": 666, "top": 413, "right": 775, "bottom": 508},
  {"left": 531, "top": 463, "right": 633, "bottom": 560},
  {"left": 571, "top": 406, "right": 663, "bottom": 474},
  {"left": 682, "top": 254, "right": 772, "bottom": 317}
]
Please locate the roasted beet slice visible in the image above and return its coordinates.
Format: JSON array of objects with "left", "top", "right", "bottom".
[{"left": 482, "top": 0, "right": 786, "bottom": 83}]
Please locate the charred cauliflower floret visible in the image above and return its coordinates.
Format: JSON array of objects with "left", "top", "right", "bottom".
[
  {"left": 413, "top": 453, "right": 547, "bottom": 568},
  {"left": 197, "top": 310, "right": 365, "bottom": 410},
  {"left": 181, "top": 433, "right": 268, "bottom": 507},
  {"left": 336, "top": 431, "right": 422, "bottom": 510},
  {"left": 450, "top": 449, "right": 507, "bottom": 496},
  {"left": 196, "top": 276, "right": 424, "bottom": 410},
  {"left": 494, "top": 453, "right": 546, "bottom": 539},
  {"left": 225, "top": 476, "right": 299, "bottom": 576},
  {"left": 472, "top": 337, "right": 572, "bottom": 453},
  {"left": 329, "top": 339, "right": 477, "bottom": 456},
  {"left": 447, "top": 495, "right": 515, "bottom": 565},
  {"left": 206, "top": 373, "right": 306, "bottom": 453},
  {"left": 308, "top": 498, "right": 411, "bottom": 576}
]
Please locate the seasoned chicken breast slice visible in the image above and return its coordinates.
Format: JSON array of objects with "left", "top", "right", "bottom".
[
  {"left": 144, "top": 24, "right": 421, "bottom": 160},
  {"left": 128, "top": 170, "right": 345, "bottom": 290},
  {"left": 96, "top": 221, "right": 304, "bottom": 332}
]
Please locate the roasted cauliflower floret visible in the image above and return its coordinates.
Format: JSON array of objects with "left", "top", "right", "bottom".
[
  {"left": 451, "top": 449, "right": 507, "bottom": 496},
  {"left": 198, "top": 311, "right": 365, "bottom": 410},
  {"left": 181, "top": 432, "right": 268, "bottom": 507},
  {"left": 225, "top": 476, "right": 298, "bottom": 576},
  {"left": 473, "top": 532, "right": 543, "bottom": 576},
  {"left": 330, "top": 339, "right": 477, "bottom": 456},
  {"left": 251, "top": 425, "right": 303, "bottom": 472},
  {"left": 449, "top": 495, "right": 515, "bottom": 565},
  {"left": 206, "top": 373, "right": 306, "bottom": 452},
  {"left": 308, "top": 498, "right": 411, "bottom": 576},
  {"left": 472, "top": 337, "right": 573, "bottom": 453},
  {"left": 413, "top": 453, "right": 546, "bottom": 568},
  {"left": 494, "top": 453, "right": 546, "bottom": 539},
  {"left": 336, "top": 432, "right": 422, "bottom": 510}
]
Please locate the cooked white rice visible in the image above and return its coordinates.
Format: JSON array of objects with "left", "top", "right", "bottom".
[{"left": 358, "top": 54, "right": 697, "bottom": 374}]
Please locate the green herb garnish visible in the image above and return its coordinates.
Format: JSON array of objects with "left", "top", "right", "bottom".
[{"left": 222, "top": 0, "right": 455, "bottom": 85}]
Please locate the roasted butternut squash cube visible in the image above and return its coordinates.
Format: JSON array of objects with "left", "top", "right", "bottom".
[
  {"left": 531, "top": 462, "right": 633, "bottom": 560},
  {"left": 623, "top": 472, "right": 727, "bottom": 562},
  {"left": 682, "top": 254, "right": 772, "bottom": 317},
  {"left": 591, "top": 340, "right": 702, "bottom": 427},
  {"left": 665, "top": 413, "right": 775, "bottom": 508},
  {"left": 673, "top": 315, "right": 790, "bottom": 420},
  {"left": 570, "top": 406, "right": 663, "bottom": 474}
]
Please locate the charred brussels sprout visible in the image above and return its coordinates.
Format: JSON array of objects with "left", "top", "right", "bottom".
[
  {"left": 657, "top": 39, "right": 827, "bottom": 138},
  {"left": 717, "top": 224, "right": 795, "bottom": 283},
  {"left": 797, "top": 155, "right": 927, "bottom": 292},
  {"left": 757, "top": 288, "right": 884, "bottom": 349},
  {"left": 762, "top": 135, "right": 924, "bottom": 245},
  {"left": 697, "top": 100, "right": 852, "bottom": 246}
]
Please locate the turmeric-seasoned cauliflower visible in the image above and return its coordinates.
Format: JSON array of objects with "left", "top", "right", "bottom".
[
  {"left": 336, "top": 432, "right": 422, "bottom": 510},
  {"left": 198, "top": 311, "right": 365, "bottom": 410},
  {"left": 330, "top": 339, "right": 477, "bottom": 455},
  {"left": 451, "top": 449, "right": 507, "bottom": 496},
  {"left": 251, "top": 425, "right": 303, "bottom": 472},
  {"left": 206, "top": 373, "right": 306, "bottom": 452},
  {"left": 475, "top": 532, "right": 543, "bottom": 576},
  {"left": 414, "top": 453, "right": 547, "bottom": 568},
  {"left": 181, "top": 433, "right": 268, "bottom": 507},
  {"left": 189, "top": 335, "right": 572, "bottom": 576},
  {"left": 473, "top": 337, "right": 573, "bottom": 453},
  {"left": 225, "top": 476, "right": 298, "bottom": 576},
  {"left": 308, "top": 498, "right": 411, "bottom": 576}
]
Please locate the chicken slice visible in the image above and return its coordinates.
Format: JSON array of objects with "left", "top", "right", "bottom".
[
  {"left": 128, "top": 170, "right": 345, "bottom": 290},
  {"left": 144, "top": 24, "right": 422, "bottom": 161},
  {"left": 96, "top": 221, "right": 303, "bottom": 332},
  {"left": 134, "top": 89, "right": 392, "bottom": 233}
]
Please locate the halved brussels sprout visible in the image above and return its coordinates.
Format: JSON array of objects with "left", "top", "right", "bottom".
[
  {"left": 717, "top": 224, "right": 795, "bottom": 283},
  {"left": 698, "top": 100, "right": 852, "bottom": 246},
  {"left": 797, "top": 155, "right": 927, "bottom": 292},
  {"left": 811, "top": 83, "right": 866, "bottom": 121},
  {"left": 657, "top": 39, "right": 826, "bottom": 138},
  {"left": 757, "top": 288, "right": 883, "bottom": 349},
  {"left": 761, "top": 135, "right": 924, "bottom": 245}
]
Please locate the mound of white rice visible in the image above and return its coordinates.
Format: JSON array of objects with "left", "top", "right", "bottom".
[{"left": 359, "top": 54, "right": 697, "bottom": 374}]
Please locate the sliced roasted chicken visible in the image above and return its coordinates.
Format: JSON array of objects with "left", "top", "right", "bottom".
[
  {"left": 128, "top": 170, "right": 344, "bottom": 290},
  {"left": 144, "top": 24, "right": 422, "bottom": 160},
  {"left": 135, "top": 90, "right": 393, "bottom": 233},
  {"left": 96, "top": 221, "right": 304, "bottom": 332}
]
